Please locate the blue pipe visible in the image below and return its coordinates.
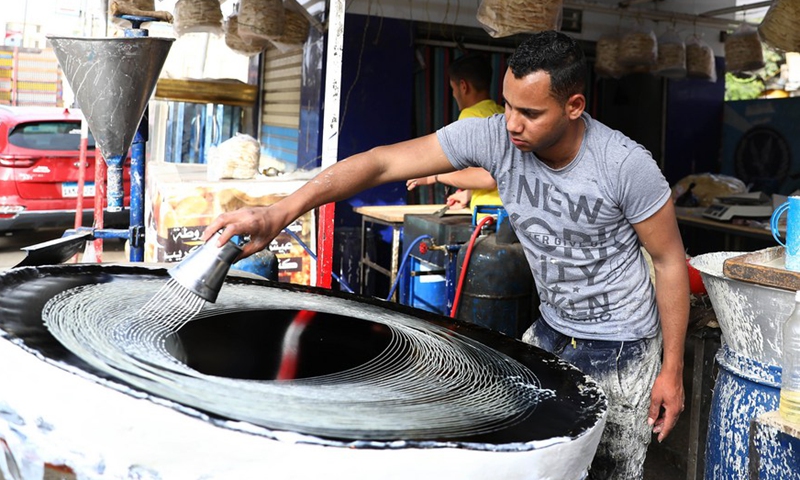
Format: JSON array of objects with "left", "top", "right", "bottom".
[
  {"left": 123, "top": 20, "right": 150, "bottom": 261},
  {"left": 104, "top": 154, "right": 126, "bottom": 213},
  {"left": 65, "top": 227, "right": 127, "bottom": 240},
  {"left": 282, "top": 228, "right": 355, "bottom": 294},
  {"left": 443, "top": 244, "right": 462, "bottom": 313},
  {"left": 128, "top": 129, "right": 146, "bottom": 262},
  {"left": 385, "top": 234, "right": 432, "bottom": 302}
]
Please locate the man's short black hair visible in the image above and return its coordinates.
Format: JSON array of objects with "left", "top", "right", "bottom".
[
  {"left": 448, "top": 53, "right": 493, "bottom": 93},
  {"left": 507, "top": 31, "right": 587, "bottom": 104}
]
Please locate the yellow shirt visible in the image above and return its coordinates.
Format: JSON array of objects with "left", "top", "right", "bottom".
[
  {"left": 458, "top": 99, "right": 504, "bottom": 120},
  {"left": 458, "top": 100, "right": 504, "bottom": 214}
]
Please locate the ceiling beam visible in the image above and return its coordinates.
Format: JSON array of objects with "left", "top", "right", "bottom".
[
  {"left": 563, "top": 0, "right": 757, "bottom": 29},
  {"left": 700, "top": 0, "right": 771, "bottom": 18}
]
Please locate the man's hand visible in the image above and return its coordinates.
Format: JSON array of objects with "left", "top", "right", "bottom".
[
  {"left": 201, "top": 206, "right": 288, "bottom": 261},
  {"left": 647, "top": 368, "right": 685, "bottom": 443},
  {"left": 406, "top": 175, "right": 436, "bottom": 190},
  {"left": 447, "top": 189, "right": 471, "bottom": 209}
]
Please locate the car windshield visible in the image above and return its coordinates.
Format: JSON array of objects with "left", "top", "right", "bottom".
[{"left": 8, "top": 121, "right": 96, "bottom": 151}]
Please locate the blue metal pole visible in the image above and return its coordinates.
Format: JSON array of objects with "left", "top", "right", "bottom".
[
  {"left": 104, "top": 154, "right": 126, "bottom": 213},
  {"left": 444, "top": 245, "right": 461, "bottom": 314},
  {"left": 129, "top": 128, "right": 146, "bottom": 261},
  {"left": 122, "top": 17, "right": 152, "bottom": 262}
]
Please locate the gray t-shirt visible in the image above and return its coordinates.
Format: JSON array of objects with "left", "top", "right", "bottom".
[{"left": 437, "top": 113, "right": 671, "bottom": 341}]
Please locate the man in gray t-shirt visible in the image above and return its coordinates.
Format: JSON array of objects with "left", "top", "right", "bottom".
[
  {"left": 205, "top": 31, "right": 690, "bottom": 480},
  {"left": 438, "top": 112, "right": 671, "bottom": 342}
]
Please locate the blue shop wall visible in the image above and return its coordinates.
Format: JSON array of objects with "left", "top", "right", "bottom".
[
  {"left": 594, "top": 57, "right": 725, "bottom": 187},
  {"left": 336, "top": 13, "right": 414, "bottom": 229},
  {"left": 664, "top": 57, "right": 726, "bottom": 185}
]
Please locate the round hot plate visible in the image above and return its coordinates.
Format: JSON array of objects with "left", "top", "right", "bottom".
[{"left": 0, "top": 264, "right": 606, "bottom": 479}]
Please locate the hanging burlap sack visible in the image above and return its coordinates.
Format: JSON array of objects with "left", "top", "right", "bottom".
[
  {"left": 595, "top": 34, "right": 625, "bottom": 79},
  {"left": 238, "top": 0, "right": 285, "bottom": 42},
  {"left": 173, "top": 0, "right": 223, "bottom": 36},
  {"left": 476, "top": 0, "right": 563, "bottom": 38},
  {"left": 116, "top": 0, "right": 153, "bottom": 9},
  {"left": 725, "top": 24, "right": 764, "bottom": 73},
  {"left": 268, "top": 8, "right": 311, "bottom": 52},
  {"left": 656, "top": 29, "right": 686, "bottom": 79},
  {"left": 619, "top": 26, "right": 657, "bottom": 71},
  {"left": 686, "top": 34, "right": 716, "bottom": 81},
  {"left": 759, "top": 0, "right": 800, "bottom": 52},
  {"left": 109, "top": 0, "right": 173, "bottom": 28},
  {"left": 225, "top": 14, "right": 270, "bottom": 57},
  {"left": 275, "top": 9, "right": 310, "bottom": 45}
]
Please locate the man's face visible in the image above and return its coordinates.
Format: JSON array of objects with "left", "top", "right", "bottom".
[
  {"left": 450, "top": 79, "right": 465, "bottom": 111},
  {"left": 502, "top": 68, "right": 570, "bottom": 154}
]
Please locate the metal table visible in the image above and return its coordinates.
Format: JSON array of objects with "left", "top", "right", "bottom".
[{"left": 352, "top": 204, "right": 469, "bottom": 300}]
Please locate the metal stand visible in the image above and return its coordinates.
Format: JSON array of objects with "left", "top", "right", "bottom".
[
  {"left": 686, "top": 326, "right": 721, "bottom": 480},
  {"left": 59, "top": 15, "right": 168, "bottom": 263}
]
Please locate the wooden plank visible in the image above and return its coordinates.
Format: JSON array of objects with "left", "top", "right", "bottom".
[
  {"left": 154, "top": 79, "right": 258, "bottom": 106},
  {"left": 722, "top": 246, "right": 800, "bottom": 291},
  {"left": 675, "top": 207, "right": 773, "bottom": 241},
  {"left": 353, "top": 204, "right": 470, "bottom": 223}
]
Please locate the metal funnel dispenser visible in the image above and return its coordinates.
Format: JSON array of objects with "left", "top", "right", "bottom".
[
  {"left": 168, "top": 232, "right": 243, "bottom": 303},
  {"left": 48, "top": 36, "right": 173, "bottom": 211}
]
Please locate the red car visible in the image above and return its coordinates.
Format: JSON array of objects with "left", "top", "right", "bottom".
[{"left": 0, "top": 106, "right": 130, "bottom": 232}]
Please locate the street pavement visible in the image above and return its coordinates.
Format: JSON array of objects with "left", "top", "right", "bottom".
[{"left": 0, "top": 228, "right": 129, "bottom": 269}]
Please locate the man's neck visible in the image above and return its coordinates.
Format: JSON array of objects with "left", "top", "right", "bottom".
[{"left": 536, "top": 118, "right": 586, "bottom": 170}]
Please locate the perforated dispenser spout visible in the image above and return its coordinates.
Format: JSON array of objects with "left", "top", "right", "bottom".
[{"left": 168, "top": 232, "right": 243, "bottom": 303}]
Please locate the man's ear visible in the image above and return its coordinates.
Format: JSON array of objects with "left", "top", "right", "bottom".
[
  {"left": 565, "top": 93, "right": 586, "bottom": 120},
  {"left": 458, "top": 79, "right": 470, "bottom": 94}
]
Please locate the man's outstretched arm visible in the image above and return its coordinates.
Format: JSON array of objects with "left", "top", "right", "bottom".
[{"left": 202, "top": 133, "right": 455, "bottom": 258}]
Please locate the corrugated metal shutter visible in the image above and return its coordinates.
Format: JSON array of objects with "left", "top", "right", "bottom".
[{"left": 260, "top": 46, "right": 303, "bottom": 168}]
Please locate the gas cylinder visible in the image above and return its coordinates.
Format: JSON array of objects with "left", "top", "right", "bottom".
[{"left": 455, "top": 210, "right": 537, "bottom": 338}]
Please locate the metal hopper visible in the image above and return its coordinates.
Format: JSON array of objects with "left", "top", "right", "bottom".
[{"left": 48, "top": 35, "right": 173, "bottom": 212}]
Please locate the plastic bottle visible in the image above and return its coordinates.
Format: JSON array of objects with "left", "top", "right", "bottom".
[{"left": 780, "top": 290, "right": 800, "bottom": 424}]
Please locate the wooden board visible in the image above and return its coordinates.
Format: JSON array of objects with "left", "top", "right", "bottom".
[
  {"left": 353, "top": 205, "right": 470, "bottom": 223},
  {"left": 155, "top": 79, "right": 258, "bottom": 107},
  {"left": 722, "top": 246, "right": 800, "bottom": 291}
]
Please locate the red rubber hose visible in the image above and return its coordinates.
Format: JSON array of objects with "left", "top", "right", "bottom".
[{"left": 450, "top": 216, "right": 495, "bottom": 318}]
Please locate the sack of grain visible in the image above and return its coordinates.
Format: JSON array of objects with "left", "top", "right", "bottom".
[
  {"left": 110, "top": 0, "right": 174, "bottom": 29},
  {"left": 619, "top": 27, "right": 657, "bottom": 70},
  {"left": 725, "top": 23, "right": 764, "bottom": 73},
  {"left": 269, "top": 8, "right": 311, "bottom": 52},
  {"left": 207, "top": 134, "right": 261, "bottom": 181},
  {"left": 238, "top": 0, "right": 285, "bottom": 42},
  {"left": 225, "top": 14, "right": 271, "bottom": 57},
  {"left": 686, "top": 34, "right": 716, "bottom": 81},
  {"left": 476, "top": 0, "right": 563, "bottom": 38},
  {"left": 595, "top": 34, "right": 625, "bottom": 78},
  {"left": 759, "top": 0, "right": 800, "bottom": 52},
  {"left": 117, "top": 0, "right": 153, "bottom": 9},
  {"left": 656, "top": 29, "right": 686, "bottom": 79},
  {"left": 173, "top": 0, "right": 222, "bottom": 37}
]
